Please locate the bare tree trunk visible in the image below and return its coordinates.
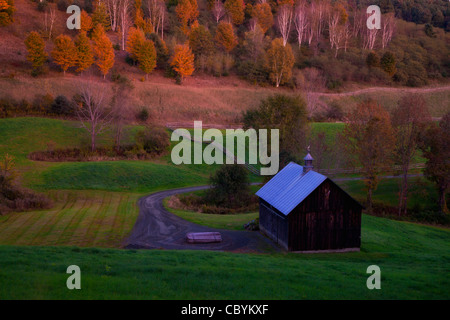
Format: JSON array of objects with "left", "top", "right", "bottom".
[
  {"left": 367, "top": 187, "right": 373, "bottom": 215},
  {"left": 439, "top": 186, "right": 448, "bottom": 214}
]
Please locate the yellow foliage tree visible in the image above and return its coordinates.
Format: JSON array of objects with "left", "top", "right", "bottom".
[
  {"left": 137, "top": 39, "right": 157, "bottom": 80},
  {"left": 24, "top": 31, "right": 47, "bottom": 71},
  {"left": 171, "top": 44, "right": 195, "bottom": 83},
  {"left": 52, "top": 35, "right": 78, "bottom": 75},
  {"left": 265, "top": 38, "right": 295, "bottom": 87}
]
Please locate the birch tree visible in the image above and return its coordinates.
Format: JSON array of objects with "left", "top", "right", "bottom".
[
  {"left": 277, "top": 4, "right": 293, "bottom": 46},
  {"left": 293, "top": 1, "right": 307, "bottom": 47}
]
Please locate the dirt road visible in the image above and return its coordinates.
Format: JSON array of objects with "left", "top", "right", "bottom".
[{"left": 123, "top": 186, "right": 280, "bottom": 253}]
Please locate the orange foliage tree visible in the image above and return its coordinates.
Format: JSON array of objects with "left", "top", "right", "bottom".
[
  {"left": 80, "top": 10, "right": 93, "bottom": 33},
  {"left": 52, "top": 35, "right": 78, "bottom": 76},
  {"left": 215, "top": 21, "right": 237, "bottom": 53},
  {"left": 171, "top": 44, "right": 195, "bottom": 83},
  {"left": 251, "top": 3, "right": 273, "bottom": 33},
  {"left": 176, "top": 0, "right": 199, "bottom": 35},
  {"left": 126, "top": 27, "right": 146, "bottom": 61},
  {"left": 224, "top": 0, "right": 245, "bottom": 25},
  {"left": 92, "top": 25, "right": 115, "bottom": 79},
  {"left": 75, "top": 31, "right": 94, "bottom": 73},
  {"left": 0, "top": 0, "right": 15, "bottom": 26}
]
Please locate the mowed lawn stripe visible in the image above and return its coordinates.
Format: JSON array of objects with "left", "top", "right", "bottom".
[
  {"left": 0, "top": 190, "right": 71, "bottom": 244},
  {"left": 68, "top": 193, "right": 106, "bottom": 247},
  {"left": 28, "top": 194, "right": 78, "bottom": 246},
  {"left": 77, "top": 192, "right": 111, "bottom": 246},
  {"left": 55, "top": 196, "right": 94, "bottom": 246},
  {"left": 0, "top": 211, "right": 46, "bottom": 245},
  {"left": 43, "top": 197, "right": 90, "bottom": 246},
  {"left": 92, "top": 193, "right": 121, "bottom": 247},
  {"left": 104, "top": 193, "right": 131, "bottom": 247}
]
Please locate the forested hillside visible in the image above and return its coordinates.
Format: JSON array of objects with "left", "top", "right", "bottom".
[{"left": 0, "top": 0, "right": 449, "bottom": 90}]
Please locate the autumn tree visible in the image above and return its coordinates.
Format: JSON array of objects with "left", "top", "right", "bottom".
[
  {"left": 215, "top": 21, "right": 237, "bottom": 53},
  {"left": 126, "top": 26, "right": 145, "bottom": 61},
  {"left": 251, "top": 3, "right": 273, "bottom": 33},
  {"left": 80, "top": 10, "right": 93, "bottom": 33},
  {"left": 24, "top": 31, "right": 47, "bottom": 73},
  {"left": 0, "top": 0, "right": 15, "bottom": 27},
  {"left": 51, "top": 35, "right": 78, "bottom": 76},
  {"left": 92, "top": 25, "right": 115, "bottom": 79},
  {"left": 176, "top": 0, "right": 199, "bottom": 35},
  {"left": 137, "top": 39, "right": 157, "bottom": 80},
  {"left": 392, "top": 94, "right": 431, "bottom": 216},
  {"left": 171, "top": 44, "right": 195, "bottom": 83},
  {"left": 339, "top": 100, "right": 396, "bottom": 214},
  {"left": 419, "top": 112, "right": 450, "bottom": 214},
  {"left": 75, "top": 31, "right": 94, "bottom": 73},
  {"left": 264, "top": 38, "right": 294, "bottom": 87},
  {"left": 224, "top": 0, "right": 244, "bottom": 25},
  {"left": 92, "top": 0, "right": 111, "bottom": 30}
]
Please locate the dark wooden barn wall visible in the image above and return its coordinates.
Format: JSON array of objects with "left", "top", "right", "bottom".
[
  {"left": 288, "top": 179, "right": 361, "bottom": 251},
  {"left": 259, "top": 199, "right": 289, "bottom": 250}
]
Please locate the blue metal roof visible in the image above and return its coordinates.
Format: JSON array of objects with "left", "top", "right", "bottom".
[{"left": 255, "top": 162, "right": 327, "bottom": 216}]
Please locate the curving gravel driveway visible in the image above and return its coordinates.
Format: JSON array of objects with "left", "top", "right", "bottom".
[{"left": 123, "top": 186, "right": 280, "bottom": 253}]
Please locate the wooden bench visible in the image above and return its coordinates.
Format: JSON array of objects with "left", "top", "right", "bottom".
[{"left": 186, "top": 232, "right": 222, "bottom": 244}]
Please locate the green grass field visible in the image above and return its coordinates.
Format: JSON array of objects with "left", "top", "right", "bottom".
[
  {"left": 0, "top": 214, "right": 448, "bottom": 299},
  {"left": 0, "top": 190, "right": 140, "bottom": 248},
  {"left": 0, "top": 117, "right": 448, "bottom": 300}
]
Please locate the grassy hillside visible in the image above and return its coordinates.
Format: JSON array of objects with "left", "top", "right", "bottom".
[{"left": 0, "top": 214, "right": 448, "bottom": 299}]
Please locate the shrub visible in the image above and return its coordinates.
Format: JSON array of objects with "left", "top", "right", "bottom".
[
  {"left": 134, "top": 126, "right": 170, "bottom": 155},
  {"left": 204, "top": 164, "right": 252, "bottom": 209},
  {"left": 325, "top": 102, "right": 345, "bottom": 121},
  {"left": 136, "top": 107, "right": 149, "bottom": 122},
  {"left": 50, "top": 95, "right": 75, "bottom": 116}
]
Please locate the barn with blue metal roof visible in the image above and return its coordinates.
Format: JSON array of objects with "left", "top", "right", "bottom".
[{"left": 256, "top": 153, "right": 363, "bottom": 252}]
